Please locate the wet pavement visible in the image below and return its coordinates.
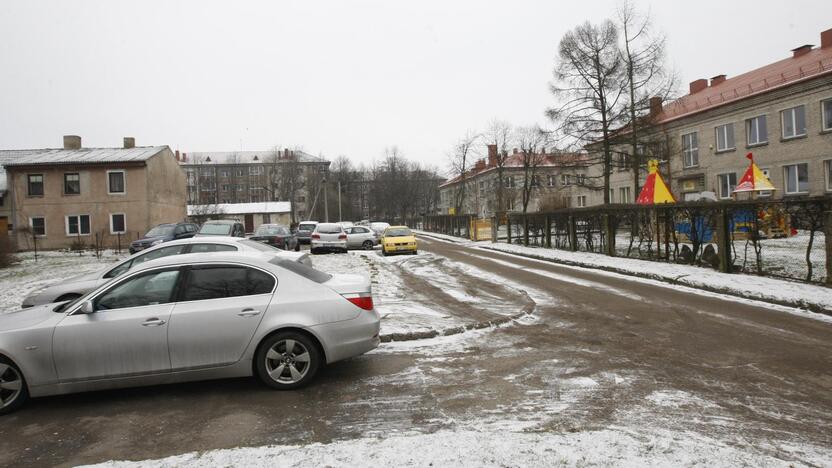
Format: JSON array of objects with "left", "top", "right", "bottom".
[{"left": 2, "top": 236, "right": 831, "bottom": 466}]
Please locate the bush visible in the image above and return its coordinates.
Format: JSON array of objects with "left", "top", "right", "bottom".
[{"left": 69, "top": 237, "right": 87, "bottom": 251}]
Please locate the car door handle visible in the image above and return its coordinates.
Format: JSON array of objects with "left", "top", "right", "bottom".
[
  {"left": 142, "top": 318, "right": 167, "bottom": 327},
  {"left": 238, "top": 309, "right": 261, "bottom": 317}
]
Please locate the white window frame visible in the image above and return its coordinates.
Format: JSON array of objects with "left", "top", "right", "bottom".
[
  {"left": 65, "top": 214, "right": 91, "bottom": 236},
  {"left": 576, "top": 195, "right": 587, "bottom": 207},
  {"left": 107, "top": 170, "right": 126, "bottom": 195},
  {"left": 547, "top": 174, "right": 556, "bottom": 187},
  {"left": 29, "top": 217, "right": 46, "bottom": 237},
  {"left": 822, "top": 98, "right": 832, "bottom": 132},
  {"left": 110, "top": 213, "right": 127, "bottom": 234},
  {"left": 619, "top": 186, "right": 631, "bottom": 204},
  {"left": 576, "top": 174, "right": 586, "bottom": 185},
  {"left": 682, "top": 132, "right": 699, "bottom": 168},
  {"left": 781, "top": 105, "right": 807, "bottom": 139},
  {"left": 714, "top": 123, "right": 735, "bottom": 152},
  {"left": 561, "top": 174, "right": 570, "bottom": 186},
  {"left": 608, "top": 188, "right": 615, "bottom": 203},
  {"left": 826, "top": 161, "right": 832, "bottom": 192},
  {"left": 716, "top": 172, "right": 737, "bottom": 199},
  {"left": 783, "top": 163, "right": 809, "bottom": 194},
  {"left": 746, "top": 115, "right": 768, "bottom": 146}
]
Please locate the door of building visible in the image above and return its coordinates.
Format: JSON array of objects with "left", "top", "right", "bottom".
[
  {"left": 0, "top": 217, "right": 8, "bottom": 236},
  {"left": 244, "top": 214, "right": 254, "bottom": 233}
]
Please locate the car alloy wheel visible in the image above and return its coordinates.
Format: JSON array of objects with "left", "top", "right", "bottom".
[
  {"left": 0, "top": 360, "right": 27, "bottom": 415},
  {"left": 256, "top": 332, "right": 321, "bottom": 390},
  {"left": 362, "top": 240, "right": 373, "bottom": 250}
]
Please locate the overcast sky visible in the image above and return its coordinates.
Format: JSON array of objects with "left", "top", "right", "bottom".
[{"left": 1, "top": 1, "right": 829, "bottom": 172}]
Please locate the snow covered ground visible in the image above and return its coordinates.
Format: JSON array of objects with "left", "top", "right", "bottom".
[
  {"left": 418, "top": 230, "right": 832, "bottom": 315},
  {"left": 83, "top": 426, "right": 822, "bottom": 468}
]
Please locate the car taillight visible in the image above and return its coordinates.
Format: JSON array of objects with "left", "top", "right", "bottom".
[
  {"left": 311, "top": 233, "right": 321, "bottom": 239},
  {"left": 342, "top": 293, "right": 373, "bottom": 311},
  {"left": 338, "top": 233, "right": 347, "bottom": 240}
]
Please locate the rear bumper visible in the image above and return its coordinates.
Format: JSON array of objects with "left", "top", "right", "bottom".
[
  {"left": 312, "top": 310, "right": 381, "bottom": 364},
  {"left": 311, "top": 240, "right": 347, "bottom": 251}
]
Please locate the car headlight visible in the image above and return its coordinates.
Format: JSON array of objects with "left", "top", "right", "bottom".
[{"left": 151, "top": 239, "right": 164, "bottom": 246}]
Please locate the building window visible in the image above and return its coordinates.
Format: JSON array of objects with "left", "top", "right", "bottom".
[
  {"left": 781, "top": 105, "right": 807, "bottom": 139},
  {"left": 66, "top": 214, "right": 91, "bottom": 236},
  {"left": 263, "top": 214, "right": 271, "bottom": 224},
  {"left": 561, "top": 174, "right": 570, "bottom": 186},
  {"left": 220, "top": 169, "right": 230, "bottom": 178},
  {"left": 682, "top": 132, "right": 698, "bottom": 167},
  {"left": 576, "top": 174, "right": 585, "bottom": 185},
  {"left": 576, "top": 195, "right": 587, "bottom": 207},
  {"left": 249, "top": 166, "right": 264, "bottom": 175},
  {"left": 826, "top": 161, "right": 832, "bottom": 192},
  {"left": 503, "top": 176, "right": 515, "bottom": 188},
  {"left": 529, "top": 176, "right": 539, "bottom": 187},
  {"left": 107, "top": 170, "right": 125, "bottom": 194},
  {"left": 823, "top": 99, "right": 832, "bottom": 132},
  {"left": 63, "top": 173, "right": 81, "bottom": 195},
  {"left": 547, "top": 175, "right": 556, "bottom": 187},
  {"left": 784, "top": 163, "right": 809, "bottom": 194},
  {"left": 608, "top": 188, "right": 615, "bottom": 203},
  {"left": 746, "top": 115, "right": 768, "bottom": 146},
  {"left": 717, "top": 173, "right": 737, "bottom": 199},
  {"left": 619, "top": 187, "right": 631, "bottom": 204},
  {"left": 235, "top": 169, "right": 244, "bottom": 177},
  {"left": 27, "top": 174, "right": 44, "bottom": 196},
  {"left": 30, "top": 217, "right": 46, "bottom": 237},
  {"left": 714, "top": 123, "right": 735, "bottom": 152},
  {"left": 110, "top": 213, "right": 126, "bottom": 234},
  {"left": 221, "top": 184, "right": 230, "bottom": 192}
]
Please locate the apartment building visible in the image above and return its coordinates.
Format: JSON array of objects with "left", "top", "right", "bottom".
[
  {"left": 1, "top": 136, "right": 187, "bottom": 250},
  {"left": 588, "top": 27, "right": 832, "bottom": 205},
  {"left": 438, "top": 144, "right": 590, "bottom": 217},
  {"left": 179, "top": 149, "right": 330, "bottom": 223}
]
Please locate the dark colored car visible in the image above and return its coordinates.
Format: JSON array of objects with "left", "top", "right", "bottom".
[
  {"left": 249, "top": 224, "right": 300, "bottom": 251},
  {"left": 196, "top": 220, "right": 245, "bottom": 237},
  {"left": 295, "top": 221, "right": 318, "bottom": 244},
  {"left": 128, "top": 222, "right": 198, "bottom": 254}
]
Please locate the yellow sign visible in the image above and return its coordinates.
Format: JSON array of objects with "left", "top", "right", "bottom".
[{"left": 448, "top": 207, "right": 456, "bottom": 215}]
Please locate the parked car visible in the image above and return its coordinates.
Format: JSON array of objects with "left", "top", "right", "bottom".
[
  {"left": 345, "top": 226, "right": 378, "bottom": 250},
  {"left": 311, "top": 223, "right": 347, "bottom": 254},
  {"left": 249, "top": 224, "right": 300, "bottom": 251},
  {"left": 295, "top": 221, "right": 318, "bottom": 244},
  {"left": 128, "top": 222, "right": 199, "bottom": 254},
  {"left": 0, "top": 251, "right": 379, "bottom": 414},
  {"left": 196, "top": 220, "right": 245, "bottom": 237},
  {"left": 369, "top": 222, "right": 390, "bottom": 236},
  {"left": 381, "top": 226, "right": 418, "bottom": 256},
  {"left": 21, "top": 237, "right": 312, "bottom": 308}
]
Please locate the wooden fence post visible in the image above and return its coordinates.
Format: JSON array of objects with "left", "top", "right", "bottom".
[
  {"left": 568, "top": 215, "right": 578, "bottom": 252},
  {"left": 716, "top": 208, "right": 732, "bottom": 273},
  {"left": 603, "top": 213, "right": 616, "bottom": 257},
  {"left": 825, "top": 211, "right": 832, "bottom": 285},
  {"left": 491, "top": 216, "right": 497, "bottom": 243},
  {"left": 507, "top": 216, "right": 512, "bottom": 244},
  {"left": 523, "top": 214, "right": 529, "bottom": 246},
  {"left": 545, "top": 215, "right": 552, "bottom": 248}
]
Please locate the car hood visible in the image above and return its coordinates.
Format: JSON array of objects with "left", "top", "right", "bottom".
[
  {"left": 0, "top": 303, "right": 59, "bottom": 332},
  {"left": 132, "top": 235, "right": 166, "bottom": 245},
  {"left": 63, "top": 269, "right": 104, "bottom": 283}
]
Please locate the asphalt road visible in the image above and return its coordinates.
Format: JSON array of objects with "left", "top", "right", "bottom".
[{"left": 2, "top": 236, "right": 831, "bottom": 467}]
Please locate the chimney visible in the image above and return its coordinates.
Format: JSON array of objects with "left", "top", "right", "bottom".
[
  {"left": 822, "top": 28, "right": 832, "bottom": 48},
  {"left": 487, "top": 144, "right": 498, "bottom": 166},
  {"left": 791, "top": 44, "right": 814, "bottom": 58},
  {"left": 689, "top": 79, "right": 708, "bottom": 94},
  {"left": 182, "top": 152, "right": 187, "bottom": 162},
  {"left": 649, "top": 96, "right": 663, "bottom": 117},
  {"left": 123, "top": 137, "right": 135, "bottom": 149},
  {"left": 710, "top": 74, "right": 726, "bottom": 86},
  {"left": 175, "top": 150, "right": 180, "bottom": 161},
  {"left": 512, "top": 148, "right": 518, "bottom": 154},
  {"left": 63, "top": 135, "right": 81, "bottom": 150},
  {"left": 253, "top": 155, "right": 259, "bottom": 161}
]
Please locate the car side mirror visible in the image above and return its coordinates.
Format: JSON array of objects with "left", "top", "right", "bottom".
[{"left": 78, "top": 300, "right": 94, "bottom": 314}]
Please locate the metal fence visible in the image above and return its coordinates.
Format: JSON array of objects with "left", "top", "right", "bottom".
[{"left": 413, "top": 197, "right": 832, "bottom": 285}]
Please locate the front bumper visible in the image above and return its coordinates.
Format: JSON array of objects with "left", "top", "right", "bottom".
[{"left": 383, "top": 243, "right": 417, "bottom": 254}]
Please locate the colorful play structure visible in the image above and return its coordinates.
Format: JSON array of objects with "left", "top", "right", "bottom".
[{"left": 636, "top": 155, "right": 793, "bottom": 242}]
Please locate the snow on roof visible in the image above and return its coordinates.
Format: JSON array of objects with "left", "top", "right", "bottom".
[
  {"left": 656, "top": 46, "right": 832, "bottom": 124},
  {"left": 0, "top": 146, "right": 168, "bottom": 167},
  {"left": 439, "top": 152, "right": 589, "bottom": 188},
  {"left": 187, "top": 201, "right": 291, "bottom": 216},
  {"left": 181, "top": 150, "right": 327, "bottom": 165}
]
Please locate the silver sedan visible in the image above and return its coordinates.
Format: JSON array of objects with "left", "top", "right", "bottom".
[
  {"left": 22, "top": 237, "right": 311, "bottom": 308},
  {"left": 0, "top": 252, "right": 379, "bottom": 414}
]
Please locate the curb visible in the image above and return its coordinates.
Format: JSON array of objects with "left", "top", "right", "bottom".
[{"left": 379, "top": 290, "right": 536, "bottom": 343}]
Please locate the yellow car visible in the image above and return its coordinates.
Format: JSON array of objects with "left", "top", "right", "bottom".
[{"left": 381, "top": 226, "right": 418, "bottom": 256}]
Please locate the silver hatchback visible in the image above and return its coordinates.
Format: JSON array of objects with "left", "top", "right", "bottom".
[{"left": 0, "top": 252, "right": 380, "bottom": 414}]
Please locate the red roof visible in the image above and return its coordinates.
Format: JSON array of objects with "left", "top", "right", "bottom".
[
  {"left": 439, "top": 152, "right": 587, "bottom": 188},
  {"left": 656, "top": 46, "right": 832, "bottom": 124}
]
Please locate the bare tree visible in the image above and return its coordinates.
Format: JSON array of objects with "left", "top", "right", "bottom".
[
  {"left": 448, "top": 131, "right": 479, "bottom": 215},
  {"left": 188, "top": 203, "right": 226, "bottom": 225},
  {"left": 617, "top": 1, "right": 676, "bottom": 196},
  {"left": 484, "top": 120, "right": 513, "bottom": 213},
  {"left": 514, "top": 126, "right": 549, "bottom": 213},
  {"left": 267, "top": 147, "right": 308, "bottom": 225},
  {"left": 548, "top": 20, "right": 626, "bottom": 204}
]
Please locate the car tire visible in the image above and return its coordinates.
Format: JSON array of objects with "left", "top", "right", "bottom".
[
  {"left": 255, "top": 332, "right": 322, "bottom": 390},
  {"left": 311, "top": 248, "right": 318, "bottom": 255},
  {"left": 0, "top": 357, "right": 29, "bottom": 416},
  {"left": 362, "top": 240, "right": 373, "bottom": 250},
  {"left": 412, "top": 250, "right": 418, "bottom": 255},
  {"left": 294, "top": 243, "right": 300, "bottom": 252}
]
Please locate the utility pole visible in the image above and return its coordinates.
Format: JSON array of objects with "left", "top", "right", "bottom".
[
  {"left": 323, "top": 172, "right": 329, "bottom": 223},
  {"left": 338, "top": 180, "right": 342, "bottom": 222}
]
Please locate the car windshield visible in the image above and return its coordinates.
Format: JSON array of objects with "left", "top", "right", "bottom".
[
  {"left": 298, "top": 224, "right": 316, "bottom": 232},
  {"left": 255, "top": 225, "right": 288, "bottom": 236},
  {"left": 145, "top": 225, "right": 175, "bottom": 237},
  {"left": 200, "top": 223, "right": 233, "bottom": 235},
  {"left": 316, "top": 224, "right": 342, "bottom": 234},
  {"left": 385, "top": 228, "right": 412, "bottom": 237}
]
